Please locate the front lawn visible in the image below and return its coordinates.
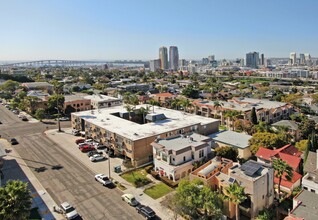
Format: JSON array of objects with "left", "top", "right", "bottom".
[
  {"left": 144, "top": 183, "right": 173, "bottom": 199},
  {"left": 121, "top": 168, "right": 152, "bottom": 187}
]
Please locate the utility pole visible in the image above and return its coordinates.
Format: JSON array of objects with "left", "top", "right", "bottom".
[
  {"left": 56, "top": 94, "right": 62, "bottom": 132},
  {"left": 108, "top": 153, "right": 111, "bottom": 179}
]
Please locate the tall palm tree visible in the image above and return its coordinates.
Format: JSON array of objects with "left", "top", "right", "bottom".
[
  {"left": 0, "top": 180, "right": 32, "bottom": 220},
  {"left": 171, "top": 98, "right": 181, "bottom": 110},
  {"left": 124, "top": 104, "right": 135, "bottom": 121},
  {"left": 148, "top": 99, "right": 158, "bottom": 113},
  {"left": 213, "top": 100, "right": 223, "bottom": 110},
  {"left": 224, "top": 183, "right": 247, "bottom": 220},
  {"left": 272, "top": 158, "right": 293, "bottom": 200},
  {"left": 180, "top": 99, "right": 193, "bottom": 113},
  {"left": 138, "top": 105, "right": 151, "bottom": 124}
]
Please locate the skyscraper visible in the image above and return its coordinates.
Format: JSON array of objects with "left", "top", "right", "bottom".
[
  {"left": 260, "top": 54, "right": 264, "bottom": 66},
  {"left": 169, "top": 46, "right": 179, "bottom": 71},
  {"left": 299, "top": 53, "right": 305, "bottom": 65},
  {"left": 290, "top": 52, "right": 296, "bottom": 65},
  {"left": 246, "top": 52, "right": 259, "bottom": 68},
  {"left": 159, "top": 46, "right": 168, "bottom": 70}
]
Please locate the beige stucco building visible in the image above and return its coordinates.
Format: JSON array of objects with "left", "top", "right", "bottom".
[{"left": 71, "top": 105, "right": 219, "bottom": 166}]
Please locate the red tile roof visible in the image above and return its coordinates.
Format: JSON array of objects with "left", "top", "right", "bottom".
[
  {"left": 274, "top": 170, "right": 302, "bottom": 189},
  {"left": 153, "top": 93, "right": 174, "bottom": 97},
  {"left": 255, "top": 145, "right": 302, "bottom": 171}
]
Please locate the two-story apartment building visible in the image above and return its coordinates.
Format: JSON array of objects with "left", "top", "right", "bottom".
[
  {"left": 152, "top": 133, "right": 212, "bottom": 181},
  {"left": 193, "top": 97, "right": 294, "bottom": 129},
  {"left": 84, "top": 94, "right": 122, "bottom": 109},
  {"left": 71, "top": 105, "right": 219, "bottom": 166},
  {"left": 64, "top": 95, "right": 91, "bottom": 113}
]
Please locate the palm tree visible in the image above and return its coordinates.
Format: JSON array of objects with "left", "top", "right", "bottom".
[
  {"left": 224, "top": 183, "right": 247, "bottom": 220},
  {"left": 272, "top": 158, "right": 293, "bottom": 200},
  {"left": 138, "top": 105, "right": 151, "bottom": 124},
  {"left": 171, "top": 98, "right": 181, "bottom": 110},
  {"left": 124, "top": 104, "right": 135, "bottom": 121},
  {"left": 180, "top": 99, "right": 193, "bottom": 113},
  {"left": 148, "top": 99, "right": 158, "bottom": 113},
  {"left": 224, "top": 110, "right": 242, "bottom": 130},
  {"left": 213, "top": 100, "right": 223, "bottom": 110},
  {"left": 0, "top": 180, "right": 32, "bottom": 220}
]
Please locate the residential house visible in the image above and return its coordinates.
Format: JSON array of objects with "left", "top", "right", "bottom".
[
  {"left": 21, "top": 82, "right": 53, "bottom": 93},
  {"left": 209, "top": 130, "right": 252, "bottom": 159},
  {"left": 256, "top": 145, "right": 302, "bottom": 193},
  {"left": 272, "top": 120, "right": 301, "bottom": 142},
  {"left": 152, "top": 133, "right": 212, "bottom": 181},
  {"left": 285, "top": 190, "right": 318, "bottom": 220},
  {"left": 302, "top": 150, "right": 318, "bottom": 194},
  {"left": 84, "top": 94, "right": 122, "bottom": 109},
  {"left": 150, "top": 92, "right": 176, "bottom": 107}
]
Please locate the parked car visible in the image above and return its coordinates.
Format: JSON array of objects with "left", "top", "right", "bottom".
[
  {"left": 78, "top": 142, "right": 90, "bottom": 148},
  {"left": 90, "top": 154, "right": 105, "bottom": 162},
  {"left": 136, "top": 205, "right": 156, "bottom": 219},
  {"left": 87, "top": 150, "right": 103, "bottom": 157},
  {"left": 72, "top": 129, "right": 80, "bottom": 136},
  {"left": 60, "top": 202, "right": 79, "bottom": 220},
  {"left": 10, "top": 138, "right": 19, "bottom": 145},
  {"left": 121, "top": 194, "right": 140, "bottom": 207},
  {"left": 75, "top": 138, "right": 85, "bottom": 144},
  {"left": 21, "top": 116, "right": 28, "bottom": 121},
  {"left": 58, "top": 117, "right": 70, "bottom": 121},
  {"left": 80, "top": 145, "right": 95, "bottom": 152},
  {"left": 95, "top": 145, "right": 108, "bottom": 153},
  {"left": 95, "top": 174, "right": 112, "bottom": 186}
]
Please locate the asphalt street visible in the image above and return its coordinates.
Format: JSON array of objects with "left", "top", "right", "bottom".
[{"left": 0, "top": 105, "right": 143, "bottom": 220}]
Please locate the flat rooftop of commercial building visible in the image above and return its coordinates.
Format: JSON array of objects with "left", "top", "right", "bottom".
[
  {"left": 209, "top": 130, "right": 252, "bottom": 149},
  {"left": 64, "top": 95, "right": 87, "bottom": 102},
  {"left": 84, "top": 94, "right": 120, "bottom": 102},
  {"left": 72, "top": 105, "right": 219, "bottom": 141}
]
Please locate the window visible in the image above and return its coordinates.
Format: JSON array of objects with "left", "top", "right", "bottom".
[
  {"left": 162, "top": 154, "right": 167, "bottom": 162},
  {"left": 303, "top": 187, "right": 308, "bottom": 190},
  {"left": 173, "top": 158, "right": 175, "bottom": 161},
  {"left": 199, "top": 149, "right": 204, "bottom": 158},
  {"left": 262, "top": 195, "right": 264, "bottom": 199},
  {"left": 311, "top": 189, "right": 315, "bottom": 193},
  {"left": 183, "top": 156, "right": 186, "bottom": 162}
]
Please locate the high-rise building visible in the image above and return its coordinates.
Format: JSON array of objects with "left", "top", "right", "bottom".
[
  {"left": 246, "top": 52, "right": 259, "bottom": 68},
  {"left": 260, "top": 54, "right": 265, "bottom": 66},
  {"left": 299, "top": 53, "right": 305, "bottom": 65},
  {"left": 208, "top": 55, "right": 215, "bottom": 62},
  {"left": 159, "top": 46, "right": 168, "bottom": 70},
  {"left": 149, "top": 59, "right": 161, "bottom": 72},
  {"left": 202, "top": 58, "right": 209, "bottom": 64},
  {"left": 305, "top": 53, "right": 312, "bottom": 66},
  {"left": 290, "top": 52, "right": 296, "bottom": 65},
  {"left": 169, "top": 46, "right": 179, "bottom": 71}
]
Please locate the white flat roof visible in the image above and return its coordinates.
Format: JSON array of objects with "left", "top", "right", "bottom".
[
  {"left": 84, "top": 94, "right": 120, "bottom": 102},
  {"left": 209, "top": 130, "right": 252, "bottom": 149},
  {"left": 72, "top": 105, "right": 219, "bottom": 141}
]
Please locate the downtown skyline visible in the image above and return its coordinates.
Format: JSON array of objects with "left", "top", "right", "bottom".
[{"left": 1, "top": 0, "right": 318, "bottom": 61}]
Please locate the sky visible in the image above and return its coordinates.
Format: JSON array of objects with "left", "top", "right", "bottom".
[{"left": 0, "top": 0, "right": 318, "bottom": 61}]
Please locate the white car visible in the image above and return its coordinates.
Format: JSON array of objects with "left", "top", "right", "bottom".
[
  {"left": 60, "top": 202, "right": 79, "bottom": 220},
  {"left": 95, "top": 174, "right": 112, "bottom": 186},
  {"left": 121, "top": 194, "right": 140, "bottom": 206},
  {"left": 90, "top": 154, "right": 105, "bottom": 162}
]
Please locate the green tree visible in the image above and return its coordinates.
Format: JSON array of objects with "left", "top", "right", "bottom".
[
  {"left": 250, "top": 107, "right": 258, "bottom": 125},
  {"left": 137, "top": 105, "right": 151, "bottom": 124},
  {"left": 215, "top": 146, "right": 238, "bottom": 162},
  {"left": 0, "top": 180, "right": 32, "bottom": 220},
  {"left": 180, "top": 98, "right": 192, "bottom": 112},
  {"left": 171, "top": 98, "right": 181, "bottom": 110},
  {"left": 272, "top": 158, "right": 293, "bottom": 200},
  {"left": 299, "top": 119, "right": 316, "bottom": 139},
  {"left": 23, "top": 96, "right": 40, "bottom": 114},
  {"left": 256, "top": 208, "right": 274, "bottom": 220},
  {"left": 47, "top": 94, "right": 65, "bottom": 112},
  {"left": 34, "top": 108, "right": 45, "bottom": 122},
  {"left": 224, "top": 183, "right": 247, "bottom": 220},
  {"left": 249, "top": 132, "right": 287, "bottom": 154},
  {"left": 173, "top": 180, "right": 223, "bottom": 219},
  {"left": 182, "top": 84, "right": 199, "bottom": 99},
  {"left": 0, "top": 80, "right": 19, "bottom": 93},
  {"left": 252, "top": 121, "right": 272, "bottom": 133},
  {"left": 148, "top": 99, "right": 159, "bottom": 113},
  {"left": 295, "top": 140, "right": 309, "bottom": 152},
  {"left": 124, "top": 104, "right": 135, "bottom": 121}
]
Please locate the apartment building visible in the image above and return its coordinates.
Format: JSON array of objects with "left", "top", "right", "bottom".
[
  {"left": 64, "top": 95, "right": 91, "bottom": 113},
  {"left": 71, "top": 105, "right": 219, "bottom": 166},
  {"left": 84, "top": 94, "right": 122, "bottom": 109},
  {"left": 228, "top": 160, "right": 274, "bottom": 218},
  {"left": 193, "top": 97, "right": 294, "bottom": 129},
  {"left": 150, "top": 92, "right": 176, "bottom": 106},
  {"left": 152, "top": 133, "right": 212, "bottom": 181}
]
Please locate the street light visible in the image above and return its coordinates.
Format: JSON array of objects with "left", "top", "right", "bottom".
[{"left": 55, "top": 97, "right": 62, "bottom": 132}]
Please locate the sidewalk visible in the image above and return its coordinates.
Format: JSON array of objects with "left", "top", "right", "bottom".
[
  {"left": 45, "top": 128, "right": 183, "bottom": 220},
  {"left": 0, "top": 139, "right": 63, "bottom": 220}
]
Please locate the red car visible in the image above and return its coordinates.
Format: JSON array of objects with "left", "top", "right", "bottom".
[
  {"left": 80, "top": 145, "right": 95, "bottom": 152},
  {"left": 75, "top": 138, "right": 85, "bottom": 145}
]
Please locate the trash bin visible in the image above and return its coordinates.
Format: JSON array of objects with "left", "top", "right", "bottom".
[{"left": 114, "top": 166, "right": 121, "bottom": 173}]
